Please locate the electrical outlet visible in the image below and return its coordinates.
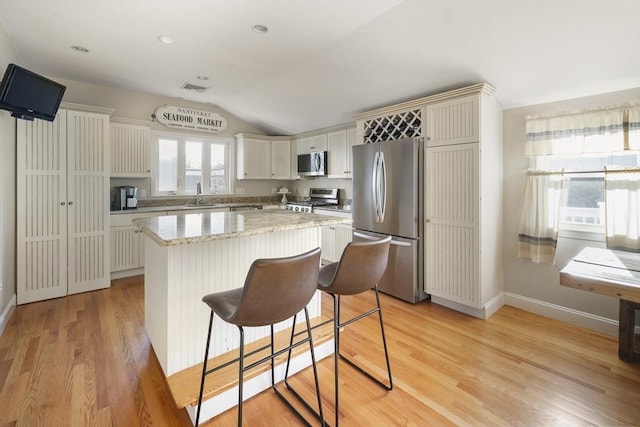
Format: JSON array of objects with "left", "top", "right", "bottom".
[
  {"left": 271, "top": 187, "right": 276, "bottom": 194},
  {"left": 236, "top": 187, "right": 245, "bottom": 194},
  {"left": 140, "top": 189, "right": 147, "bottom": 198}
]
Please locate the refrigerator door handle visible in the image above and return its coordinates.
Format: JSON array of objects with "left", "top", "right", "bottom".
[
  {"left": 379, "top": 151, "right": 387, "bottom": 222},
  {"left": 389, "top": 239, "right": 411, "bottom": 247},
  {"left": 372, "top": 151, "right": 380, "bottom": 222},
  {"left": 354, "top": 231, "right": 413, "bottom": 247},
  {"left": 354, "top": 231, "right": 378, "bottom": 240}
]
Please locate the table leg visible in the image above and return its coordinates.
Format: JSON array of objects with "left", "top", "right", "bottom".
[{"left": 618, "top": 299, "right": 639, "bottom": 362}]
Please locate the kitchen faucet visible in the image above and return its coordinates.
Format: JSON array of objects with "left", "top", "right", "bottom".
[{"left": 196, "top": 182, "right": 202, "bottom": 205}]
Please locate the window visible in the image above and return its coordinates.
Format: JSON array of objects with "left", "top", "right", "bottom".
[
  {"left": 153, "top": 132, "right": 231, "bottom": 195},
  {"left": 519, "top": 106, "right": 640, "bottom": 262},
  {"left": 530, "top": 152, "right": 640, "bottom": 232}
]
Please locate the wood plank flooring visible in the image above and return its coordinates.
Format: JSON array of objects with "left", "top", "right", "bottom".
[{"left": 1, "top": 275, "right": 639, "bottom": 426}]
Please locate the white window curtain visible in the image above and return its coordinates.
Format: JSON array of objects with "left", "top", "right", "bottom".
[
  {"left": 525, "top": 110, "right": 625, "bottom": 156},
  {"left": 629, "top": 106, "right": 640, "bottom": 151},
  {"left": 518, "top": 171, "right": 564, "bottom": 263},
  {"left": 605, "top": 168, "right": 640, "bottom": 252}
]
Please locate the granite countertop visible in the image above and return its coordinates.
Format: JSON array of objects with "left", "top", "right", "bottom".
[
  {"left": 133, "top": 209, "right": 352, "bottom": 247},
  {"left": 111, "top": 203, "right": 281, "bottom": 215}
]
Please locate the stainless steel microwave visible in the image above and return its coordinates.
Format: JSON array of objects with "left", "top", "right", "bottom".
[{"left": 297, "top": 151, "right": 327, "bottom": 177}]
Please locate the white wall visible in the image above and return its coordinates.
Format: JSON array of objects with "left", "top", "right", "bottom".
[
  {"left": 503, "top": 87, "right": 640, "bottom": 325},
  {"left": 0, "top": 22, "right": 19, "bottom": 328}
]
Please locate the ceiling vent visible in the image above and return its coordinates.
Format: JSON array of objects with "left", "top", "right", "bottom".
[{"left": 181, "top": 82, "right": 208, "bottom": 92}]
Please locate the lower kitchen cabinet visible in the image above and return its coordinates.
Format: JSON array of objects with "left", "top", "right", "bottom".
[
  {"left": 110, "top": 211, "right": 165, "bottom": 275},
  {"left": 110, "top": 207, "right": 230, "bottom": 277},
  {"left": 111, "top": 225, "right": 144, "bottom": 271},
  {"left": 317, "top": 209, "right": 353, "bottom": 263}
]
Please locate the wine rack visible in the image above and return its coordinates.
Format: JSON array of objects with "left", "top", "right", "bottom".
[{"left": 363, "top": 109, "right": 422, "bottom": 144}]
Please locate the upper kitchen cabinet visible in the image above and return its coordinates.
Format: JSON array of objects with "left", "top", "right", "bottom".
[
  {"left": 270, "top": 137, "right": 292, "bottom": 179},
  {"left": 298, "top": 134, "right": 327, "bottom": 154},
  {"left": 235, "top": 133, "right": 291, "bottom": 180},
  {"left": 110, "top": 121, "right": 152, "bottom": 177},
  {"left": 423, "top": 94, "right": 479, "bottom": 147},
  {"left": 327, "top": 128, "right": 358, "bottom": 178},
  {"left": 17, "top": 106, "right": 113, "bottom": 304}
]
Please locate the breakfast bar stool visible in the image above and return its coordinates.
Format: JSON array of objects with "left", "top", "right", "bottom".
[
  {"left": 286, "top": 236, "right": 392, "bottom": 426},
  {"left": 195, "top": 247, "right": 324, "bottom": 427}
]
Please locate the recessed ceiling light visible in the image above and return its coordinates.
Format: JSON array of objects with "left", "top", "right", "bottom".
[
  {"left": 196, "top": 75, "right": 209, "bottom": 81},
  {"left": 158, "top": 35, "right": 174, "bottom": 44},
  {"left": 71, "top": 45, "right": 89, "bottom": 53},
  {"left": 252, "top": 25, "right": 268, "bottom": 34}
]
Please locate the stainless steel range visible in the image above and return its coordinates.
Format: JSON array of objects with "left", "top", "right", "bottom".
[{"left": 285, "top": 188, "right": 339, "bottom": 213}]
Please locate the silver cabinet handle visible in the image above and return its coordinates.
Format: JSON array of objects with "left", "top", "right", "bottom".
[
  {"left": 60, "top": 202, "right": 65, "bottom": 206},
  {"left": 68, "top": 202, "right": 73, "bottom": 206}
]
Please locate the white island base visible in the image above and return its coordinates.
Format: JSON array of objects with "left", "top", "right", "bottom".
[{"left": 137, "top": 211, "right": 350, "bottom": 424}]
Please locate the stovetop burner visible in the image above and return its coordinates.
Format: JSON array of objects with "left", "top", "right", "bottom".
[{"left": 285, "top": 188, "right": 339, "bottom": 213}]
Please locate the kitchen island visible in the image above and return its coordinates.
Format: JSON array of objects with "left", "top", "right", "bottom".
[{"left": 133, "top": 209, "right": 350, "bottom": 422}]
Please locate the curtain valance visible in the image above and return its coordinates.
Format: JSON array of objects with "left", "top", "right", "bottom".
[{"left": 525, "top": 109, "right": 625, "bottom": 156}]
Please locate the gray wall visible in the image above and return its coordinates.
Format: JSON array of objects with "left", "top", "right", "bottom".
[
  {"left": 503, "top": 87, "right": 640, "bottom": 322},
  {"left": 0, "top": 23, "right": 19, "bottom": 326}
]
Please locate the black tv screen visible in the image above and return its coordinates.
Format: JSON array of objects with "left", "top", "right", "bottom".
[{"left": 0, "top": 63, "right": 66, "bottom": 122}]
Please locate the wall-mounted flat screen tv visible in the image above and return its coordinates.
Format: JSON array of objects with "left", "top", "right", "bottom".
[{"left": 0, "top": 63, "right": 66, "bottom": 122}]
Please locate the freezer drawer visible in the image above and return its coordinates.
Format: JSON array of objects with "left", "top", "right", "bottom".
[{"left": 353, "top": 229, "right": 426, "bottom": 303}]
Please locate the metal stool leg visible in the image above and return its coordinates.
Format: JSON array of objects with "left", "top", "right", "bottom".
[
  {"left": 333, "top": 294, "right": 341, "bottom": 427},
  {"left": 337, "top": 286, "right": 393, "bottom": 391},
  {"left": 280, "top": 311, "right": 327, "bottom": 426},
  {"left": 195, "top": 311, "right": 215, "bottom": 426},
  {"left": 237, "top": 326, "right": 245, "bottom": 427}
]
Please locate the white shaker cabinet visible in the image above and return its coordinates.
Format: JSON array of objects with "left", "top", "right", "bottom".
[
  {"left": 423, "top": 89, "right": 503, "bottom": 318},
  {"left": 298, "top": 134, "right": 327, "bottom": 154},
  {"left": 17, "top": 108, "right": 112, "bottom": 304},
  {"left": 236, "top": 135, "right": 271, "bottom": 179},
  {"left": 326, "top": 128, "right": 358, "bottom": 178},
  {"left": 424, "top": 94, "right": 479, "bottom": 147},
  {"left": 270, "top": 138, "right": 291, "bottom": 179},
  {"left": 110, "top": 122, "right": 151, "bottom": 176},
  {"left": 235, "top": 133, "right": 291, "bottom": 180},
  {"left": 316, "top": 209, "right": 353, "bottom": 263}
]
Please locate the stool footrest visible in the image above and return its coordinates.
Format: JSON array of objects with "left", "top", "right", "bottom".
[{"left": 167, "top": 316, "right": 333, "bottom": 409}]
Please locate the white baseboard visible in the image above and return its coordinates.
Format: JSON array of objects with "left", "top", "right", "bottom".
[
  {"left": 110, "top": 268, "right": 144, "bottom": 280},
  {"left": 0, "top": 293, "right": 17, "bottom": 336},
  {"left": 504, "top": 292, "right": 618, "bottom": 337},
  {"left": 187, "top": 338, "right": 334, "bottom": 425},
  {"left": 431, "top": 293, "right": 505, "bottom": 320}
]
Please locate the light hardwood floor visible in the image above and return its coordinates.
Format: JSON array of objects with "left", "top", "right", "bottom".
[{"left": 1, "top": 275, "right": 639, "bottom": 426}]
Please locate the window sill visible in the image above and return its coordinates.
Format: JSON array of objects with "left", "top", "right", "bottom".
[{"left": 558, "top": 228, "right": 605, "bottom": 242}]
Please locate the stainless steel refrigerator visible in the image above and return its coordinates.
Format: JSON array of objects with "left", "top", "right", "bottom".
[{"left": 351, "top": 137, "right": 427, "bottom": 303}]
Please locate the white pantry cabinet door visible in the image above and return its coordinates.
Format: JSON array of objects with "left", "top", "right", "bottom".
[
  {"left": 16, "top": 112, "right": 69, "bottom": 304},
  {"left": 66, "top": 110, "right": 111, "bottom": 295},
  {"left": 424, "top": 142, "right": 480, "bottom": 307}
]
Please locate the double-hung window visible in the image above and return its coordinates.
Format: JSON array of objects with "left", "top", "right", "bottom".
[
  {"left": 519, "top": 106, "right": 640, "bottom": 263},
  {"left": 154, "top": 132, "right": 231, "bottom": 195}
]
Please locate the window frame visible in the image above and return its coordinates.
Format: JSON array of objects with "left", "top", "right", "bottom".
[{"left": 152, "top": 131, "right": 233, "bottom": 196}]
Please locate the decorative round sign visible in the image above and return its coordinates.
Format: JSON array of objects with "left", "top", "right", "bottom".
[{"left": 152, "top": 105, "right": 227, "bottom": 133}]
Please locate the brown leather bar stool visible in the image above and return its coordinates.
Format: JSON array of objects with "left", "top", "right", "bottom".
[
  {"left": 286, "top": 236, "right": 392, "bottom": 426},
  {"left": 195, "top": 247, "right": 325, "bottom": 427}
]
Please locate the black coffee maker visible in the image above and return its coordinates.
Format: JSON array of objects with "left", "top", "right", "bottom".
[{"left": 112, "top": 186, "right": 138, "bottom": 210}]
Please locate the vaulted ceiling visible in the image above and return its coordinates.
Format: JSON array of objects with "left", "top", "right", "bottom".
[{"left": 1, "top": 0, "right": 639, "bottom": 134}]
